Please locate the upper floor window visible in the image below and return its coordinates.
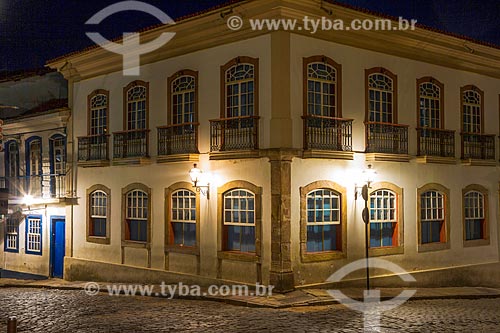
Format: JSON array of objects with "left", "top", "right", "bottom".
[
  {"left": 26, "top": 137, "right": 42, "bottom": 176},
  {"left": 418, "top": 78, "right": 443, "bottom": 129},
  {"left": 306, "top": 189, "right": 341, "bottom": 252},
  {"left": 170, "top": 73, "right": 196, "bottom": 125},
  {"left": 5, "top": 141, "right": 19, "bottom": 178},
  {"left": 222, "top": 57, "right": 259, "bottom": 118},
  {"left": 171, "top": 189, "right": 196, "bottom": 247},
  {"left": 89, "top": 90, "right": 108, "bottom": 135},
  {"left": 125, "top": 81, "right": 148, "bottom": 130},
  {"left": 304, "top": 56, "right": 341, "bottom": 117},
  {"left": 461, "top": 87, "right": 483, "bottom": 134},
  {"left": 366, "top": 68, "right": 397, "bottom": 123},
  {"left": 50, "top": 135, "right": 66, "bottom": 175},
  {"left": 123, "top": 185, "right": 150, "bottom": 243},
  {"left": 4, "top": 217, "right": 19, "bottom": 252}
]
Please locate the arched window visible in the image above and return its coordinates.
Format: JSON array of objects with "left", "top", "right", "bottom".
[
  {"left": 462, "top": 89, "right": 482, "bottom": 134},
  {"left": 171, "top": 189, "right": 197, "bottom": 247},
  {"left": 418, "top": 78, "right": 443, "bottom": 129},
  {"left": 26, "top": 137, "right": 42, "bottom": 196},
  {"left": 4, "top": 141, "right": 20, "bottom": 196},
  {"left": 224, "top": 61, "right": 256, "bottom": 118},
  {"left": 89, "top": 190, "right": 108, "bottom": 237},
  {"left": 420, "top": 190, "right": 445, "bottom": 243},
  {"left": 464, "top": 190, "right": 486, "bottom": 241},
  {"left": 127, "top": 84, "right": 147, "bottom": 130},
  {"left": 50, "top": 134, "right": 66, "bottom": 197},
  {"left": 305, "top": 57, "right": 340, "bottom": 117},
  {"left": 367, "top": 70, "right": 395, "bottom": 123},
  {"left": 171, "top": 75, "right": 196, "bottom": 125},
  {"left": 305, "top": 189, "right": 341, "bottom": 252},
  {"left": 125, "top": 189, "right": 149, "bottom": 242},
  {"left": 89, "top": 91, "right": 108, "bottom": 135},
  {"left": 223, "top": 189, "right": 256, "bottom": 252},
  {"left": 369, "top": 189, "right": 397, "bottom": 248}
]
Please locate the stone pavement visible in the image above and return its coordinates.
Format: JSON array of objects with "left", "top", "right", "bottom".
[{"left": 1, "top": 278, "right": 499, "bottom": 308}]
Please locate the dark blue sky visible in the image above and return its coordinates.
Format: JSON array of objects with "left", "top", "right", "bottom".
[{"left": 1, "top": 0, "right": 499, "bottom": 71}]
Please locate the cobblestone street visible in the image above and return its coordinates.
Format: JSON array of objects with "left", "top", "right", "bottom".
[{"left": 0, "top": 288, "right": 499, "bottom": 332}]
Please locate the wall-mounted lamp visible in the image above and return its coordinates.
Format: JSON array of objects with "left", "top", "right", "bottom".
[
  {"left": 354, "top": 164, "right": 376, "bottom": 200},
  {"left": 189, "top": 164, "right": 210, "bottom": 199}
]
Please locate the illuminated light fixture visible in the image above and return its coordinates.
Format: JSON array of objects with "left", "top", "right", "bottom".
[
  {"left": 189, "top": 164, "right": 210, "bottom": 199},
  {"left": 354, "top": 164, "right": 377, "bottom": 291},
  {"left": 23, "top": 194, "right": 35, "bottom": 207}
]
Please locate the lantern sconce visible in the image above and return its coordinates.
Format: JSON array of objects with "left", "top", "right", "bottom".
[{"left": 189, "top": 164, "right": 210, "bottom": 199}]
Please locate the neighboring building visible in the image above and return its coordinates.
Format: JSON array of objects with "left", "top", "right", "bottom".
[
  {"left": 44, "top": 0, "right": 500, "bottom": 291},
  {"left": 0, "top": 69, "right": 70, "bottom": 278}
]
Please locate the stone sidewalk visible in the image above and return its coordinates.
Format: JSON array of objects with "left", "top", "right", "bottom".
[{"left": 1, "top": 278, "right": 499, "bottom": 309}]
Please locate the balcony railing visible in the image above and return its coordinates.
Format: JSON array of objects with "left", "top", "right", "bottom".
[
  {"left": 0, "top": 174, "right": 68, "bottom": 199},
  {"left": 461, "top": 133, "right": 495, "bottom": 160},
  {"left": 157, "top": 123, "right": 199, "bottom": 156},
  {"left": 210, "top": 116, "right": 259, "bottom": 152},
  {"left": 365, "top": 122, "right": 409, "bottom": 154},
  {"left": 78, "top": 134, "right": 110, "bottom": 162},
  {"left": 113, "top": 129, "right": 150, "bottom": 159},
  {"left": 302, "top": 115, "right": 353, "bottom": 151},
  {"left": 417, "top": 128, "right": 455, "bottom": 158}
]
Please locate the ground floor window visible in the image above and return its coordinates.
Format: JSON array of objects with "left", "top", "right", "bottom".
[
  {"left": 369, "top": 189, "right": 397, "bottom": 248},
  {"left": 5, "top": 217, "right": 19, "bottom": 252},
  {"left": 223, "top": 189, "right": 255, "bottom": 252},
  {"left": 26, "top": 216, "right": 42, "bottom": 255},
  {"left": 306, "top": 189, "right": 341, "bottom": 252},
  {"left": 464, "top": 190, "right": 485, "bottom": 240},
  {"left": 171, "top": 189, "right": 197, "bottom": 246}
]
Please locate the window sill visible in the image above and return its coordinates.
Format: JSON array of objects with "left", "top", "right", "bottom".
[
  {"left": 4, "top": 248, "right": 19, "bottom": 254},
  {"left": 417, "top": 242, "right": 450, "bottom": 253},
  {"left": 112, "top": 157, "right": 152, "bottom": 166},
  {"left": 209, "top": 150, "right": 261, "bottom": 160},
  {"left": 302, "top": 149, "right": 354, "bottom": 160},
  {"left": 415, "top": 156, "right": 456, "bottom": 165},
  {"left": 165, "top": 245, "right": 200, "bottom": 255},
  {"left": 368, "top": 246, "right": 404, "bottom": 257},
  {"left": 464, "top": 238, "right": 490, "bottom": 248},
  {"left": 86, "top": 236, "right": 110, "bottom": 245},
  {"left": 157, "top": 154, "right": 199, "bottom": 164},
  {"left": 217, "top": 251, "right": 260, "bottom": 262},
  {"left": 365, "top": 153, "right": 411, "bottom": 163},
  {"left": 300, "top": 250, "right": 346, "bottom": 263},
  {"left": 122, "top": 240, "right": 150, "bottom": 249},
  {"left": 78, "top": 160, "right": 110, "bottom": 168}
]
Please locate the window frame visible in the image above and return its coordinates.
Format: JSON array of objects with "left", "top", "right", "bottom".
[
  {"left": 462, "top": 184, "right": 489, "bottom": 247},
  {"left": 365, "top": 67, "right": 398, "bottom": 124},
  {"left": 87, "top": 89, "right": 109, "bottom": 135},
  {"left": 303, "top": 55, "right": 342, "bottom": 118},
  {"left": 165, "top": 182, "right": 200, "bottom": 255},
  {"left": 86, "top": 184, "right": 111, "bottom": 244},
  {"left": 368, "top": 182, "right": 404, "bottom": 256},
  {"left": 217, "top": 180, "right": 262, "bottom": 262},
  {"left": 299, "top": 180, "right": 347, "bottom": 262},
  {"left": 25, "top": 215, "right": 43, "bottom": 256},
  {"left": 4, "top": 216, "right": 19, "bottom": 253},
  {"left": 167, "top": 70, "right": 199, "bottom": 126},
  {"left": 417, "top": 183, "right": 450, "bottom": 252},
  {"left": 416, "top": 77, "right": 444, "bottom": 129},
  {"left": 121, "top": 183, "right": 151, "bottom": 247},
  {"left": 123, "top": 80, "right": 149, "bottom": 131},
  {"left": 460, "top": 85, "right": 484, "bottom": 134},
  {"left": 220, "top": 56, "right": 259, "bottom": 119}
]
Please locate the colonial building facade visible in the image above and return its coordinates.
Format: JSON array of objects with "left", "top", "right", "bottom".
[
  {"left": 39, "top": 0, "right": 500, "bottom": 291},
  {"left": 0, "top": 69, "right": 70, "bottom": 278}
]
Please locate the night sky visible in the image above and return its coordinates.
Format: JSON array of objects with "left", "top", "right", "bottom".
[{"left": 1, "top": 0, "right": 499, "bottom": 71}]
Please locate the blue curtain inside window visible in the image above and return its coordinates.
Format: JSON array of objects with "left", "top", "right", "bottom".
[
  {"left": 173, "top": 222, "right": 196, "bottom": 247},
  {"left": 306, "top": 225, "right": 337, "bottom": 252},
  {"left": 92, "top": 218, "right": 106, "bottom": 237},
  {"left": 422, "top": 221, "right": 442, "bottom": 244},
  {"left": 466, "top": 219, "right": 482, "bottom": 240},
  {"left": 129, "top": 220, "right": 147, "bottom": 242},
  {"left": 370, "top": 222, "right": 394, "bottom": 247},
  {"left": 226, "top": 225, "right": 255, "bottom": 252}
]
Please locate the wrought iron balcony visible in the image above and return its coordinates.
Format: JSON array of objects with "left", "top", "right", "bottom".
[
  {"left": 302, "top": 115, "right": 353, "bottom": 151},
  {"left": 365, "top": 122, "right": 409, "bottom": 155},
  {"left": 157, "top": 123, "right": 199, "bottom": 156},
  {"left": 78, "top": 134, "right": 110, "bottom": 162},
  {"left": 417, "top": 128, "right": 455, "bottom": 158},
  {"left": 0, "top": 174, "right": 68, "bottom": 199},
  {"left": 210, "top": 116, "right": 259, "bottom": 152},
  {"left": 461, "top": 133, "right": 495, "bottom": 160},
  {"left": 113, "top": 129, "right": 150, "bottom": 159}
]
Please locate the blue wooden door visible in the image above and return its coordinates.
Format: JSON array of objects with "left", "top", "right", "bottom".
[{"left": 51, "top": 218, "right": 65, "bottom": 278}]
